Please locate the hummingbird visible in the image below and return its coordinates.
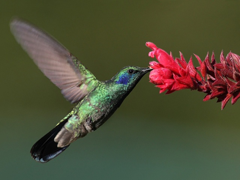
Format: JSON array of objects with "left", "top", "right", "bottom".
[{"left": 10, "top": 18, "right": 152, "bottom": 163}]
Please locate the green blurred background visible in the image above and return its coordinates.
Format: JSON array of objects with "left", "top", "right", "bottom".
[{"left": 1, "top": 0, "right": 240, "bottom": 179}]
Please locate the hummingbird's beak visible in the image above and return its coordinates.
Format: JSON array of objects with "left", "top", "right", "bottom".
[{"left": 141, "top": 67, "right": 153, "bottom": 74}]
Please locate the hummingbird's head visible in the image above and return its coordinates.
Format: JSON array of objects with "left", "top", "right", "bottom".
[{"left": 111, "top": 66, "right": 152, "bottom": 91}]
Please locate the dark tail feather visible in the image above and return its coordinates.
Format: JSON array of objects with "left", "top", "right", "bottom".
[{"left": 30, "top": 119, "right": 69, "bottom": 163}]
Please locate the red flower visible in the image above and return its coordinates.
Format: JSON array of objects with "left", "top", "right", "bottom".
[{"left": 146, "top": 42, "right": 240, "bottom": 109}]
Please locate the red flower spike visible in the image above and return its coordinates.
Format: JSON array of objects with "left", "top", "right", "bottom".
[
  {"left": 220, "top": 51, "right": 225, "bottom": 64},
  {"left": 225, "top": 78, "right": 235, "bottom": 87},
  {"left": 214, "top": 63, "right": 224, "bottom": 70},
  {"left": 210, "top": 88, "right": 226, "bottom": 98},
  {"left": 232, "top": 91, "right": 240, "bottom": 104},
  {"left": 170, "top": 81, "right": 189, "bottom": 92},
  {"left": 146, "top": 42, "right": 240, "bottom": 109},
  {"left": 232, "top": 53, "right": 240, "bottom": 69},
  {"left": 149, "top": 61, "right": 162, "bottom": 69},
  {"left": 146, "top": 42, "right": 158, "bottom": 51},
  {"left": 186, "top": 57, "right": 196, "bottom": 77},
  {"left": 148, "top": 51, "right": 155, "bottom": 58},
  {"left": 176, "top": 57, "right": 187, "bottom": 69},
  {"left": 226, "top": 52, "right": 233, "bottom": 66},
  {"left": 194, "top": 54, "right": 207, "bottom": 79},
  {"left": 177, "top": 65, "right": 186, "bottom": 77},
  {"left": 221, "top": 94, "right": 232, "bottom": 110},
  {"left": 211, "top": 52, "right": 216, "bottom": 64},
  {"left": 228, "top": 84, "right": 240, "bottom": 94},
  {"left": 179, "top": 52, "right": 188, "bottom": 68},
  {"left": 204, "top": 53, "right": 214, "bottom": 72},
  {"left": 203, "top": 94, "right": 211, "bottom": 101},
  {"left": 155, "top": 49, "right": 180, "bottom": 75},
  {"left": 177, "top": 75, "right": 195, "bottom": 89}
]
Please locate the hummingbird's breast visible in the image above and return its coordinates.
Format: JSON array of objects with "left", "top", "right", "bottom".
[
  {"left": 64, "top": 82, "right": 126, "bottom": 139},
  {"left": 82, "top": 83, "right": 125, "bottom": 128}
]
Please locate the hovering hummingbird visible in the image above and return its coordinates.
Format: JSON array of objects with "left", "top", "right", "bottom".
[{"left": 10, "top": 19, "right": 152, "bottom": 163}]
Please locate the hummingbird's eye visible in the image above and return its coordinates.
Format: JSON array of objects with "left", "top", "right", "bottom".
[{"left": 128, "top": 69, "right": 134, "bottom": 74}]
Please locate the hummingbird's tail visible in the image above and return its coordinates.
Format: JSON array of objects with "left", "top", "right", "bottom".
[{"left": 30, "top": 119, "right": 69, "bottom": 163}]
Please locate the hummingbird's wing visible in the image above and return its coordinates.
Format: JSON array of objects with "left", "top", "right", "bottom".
[{"left": 10, "top": 19, "right": 97, "bottom": 103}]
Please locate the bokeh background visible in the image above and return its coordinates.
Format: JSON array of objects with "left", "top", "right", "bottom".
[{"left": 1, "top": 1, "right": 240, "bottom": 179}]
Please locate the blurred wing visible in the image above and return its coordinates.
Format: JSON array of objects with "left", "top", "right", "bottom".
[{"left": 10, "top": 18, "right": 96, "bottom": 103}]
